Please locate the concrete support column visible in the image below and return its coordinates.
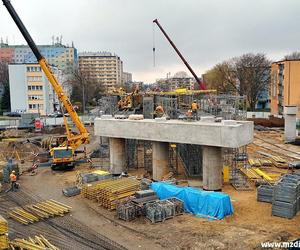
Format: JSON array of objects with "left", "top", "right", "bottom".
[
  {"left": 109, "top": 138, "right": 126, "bottom": 175},
  {"left": 284, "top": 106, "right": 297, "bottom": 143},
  {"left": 202, "top": 146, "right": 223, "bottom": 191},
  {"left": 152, "top": 142, "right": 169, "bottom": 181}
]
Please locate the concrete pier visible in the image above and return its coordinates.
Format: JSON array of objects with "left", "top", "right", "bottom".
[
  {"left": 284, "top": 106, "right": 297, "bottom": 143},
  {"left": 109, "top": 138, "right": 126, "bottom": 175},
  {"left": 202, "top": 146, "right": 223, "bottom": 191},
  {"left": 152, "top": 142, "right": 169, "bottom": 181}
]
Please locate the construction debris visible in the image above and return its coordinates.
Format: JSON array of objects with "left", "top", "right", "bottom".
[
  {"left": 75, "top": 169, "right": 111, "bottom": 186},
  {"left": 62, "top": 186, "right": 81, "bottom": 197},
  {"left": 82, "top": 178, "right": 140, "bottom": 210},
  {"left": 10, "top": 235, "right": 59, "bottom": 250},
  {"left": 8, "top": 200, "right": 71, "bottom": 225}
]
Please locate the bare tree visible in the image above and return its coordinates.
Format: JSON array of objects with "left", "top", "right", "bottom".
[
  {"left": 0, "top": 62, "right": 10, "bottom": 112},
  {"left": 0, "top": 62, "right": 8, "bottom": 84},
  {"left": 233, "top": 53, "right": 270, "bottom": 111},
  {"left": 69, "top": 68, "right": 104, "bottom": 113},
  {"left": 204, "top": 53, "right": 270, "bottom": 111},
  {"left": 284, "top": 51, "right": 300, "bottom": 60},
  {"left": 203, "top": 62, "right": 236, "bottom": 93}
]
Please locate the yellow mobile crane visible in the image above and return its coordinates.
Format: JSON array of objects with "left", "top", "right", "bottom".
[{"left": 2, "top": 0, "right": 89, "bottom": 170}]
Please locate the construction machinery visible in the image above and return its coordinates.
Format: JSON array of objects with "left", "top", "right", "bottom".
[
  {"left": 2, "top": 0, "right": 89, "bottom": 170},
  {"left": 153, "top": 19, "right": 206, "bottom": 90}
]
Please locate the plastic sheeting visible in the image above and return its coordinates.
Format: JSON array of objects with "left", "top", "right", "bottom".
[{"left": 151, "top": 182, "right": 234, "bottom": 220}]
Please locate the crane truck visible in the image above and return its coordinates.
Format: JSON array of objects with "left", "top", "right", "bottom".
[{"left": 2, "top": 0, "right": 89, "bottom": 170}]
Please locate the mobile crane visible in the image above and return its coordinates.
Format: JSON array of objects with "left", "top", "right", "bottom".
[
  {"left": 2, "top": 0, "right": 89, "bottom": 170},
  {"left": 153, "top": 19, "right": 207, "bottom": 90}
]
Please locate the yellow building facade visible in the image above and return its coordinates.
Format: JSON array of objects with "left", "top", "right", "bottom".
[{"left": 270, "top": 60, "right": 300, "bottom": 118}]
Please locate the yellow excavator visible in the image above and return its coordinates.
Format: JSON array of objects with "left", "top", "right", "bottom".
[{"left": 2, "top": 0, "right": 89, "bottom": 170}]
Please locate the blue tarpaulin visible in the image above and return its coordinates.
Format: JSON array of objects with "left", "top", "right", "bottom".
[{"left": 151, "top": 182, "right": 234, "bottom": 220}]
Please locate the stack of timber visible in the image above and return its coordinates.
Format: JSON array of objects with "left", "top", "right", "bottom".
[
  {"left": 249, "top": 158, "right": 273, "bottom": 167},
  {"left": 10, "top": 235, "right": 59, "bottom": 250},
  {"left": 8, "top": 200, "right": 71, "bottom": 225},
  {"left": 0, "top": 215, "right": 8, "bottom": 250},
  {"left": 271, "top": 156, "right": 288, "bottom": 168},
  {"left": 82, "top": 178, "right": 140, "bottom": 210}
]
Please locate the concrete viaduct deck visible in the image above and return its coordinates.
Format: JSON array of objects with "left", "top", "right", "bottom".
[{"left": 94, "top": 117, "right": 254, "bottom": 190}]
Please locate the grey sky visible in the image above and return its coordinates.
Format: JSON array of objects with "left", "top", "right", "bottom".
[{"left": 1, "top": 0, "right": 300, "bottom": 83}]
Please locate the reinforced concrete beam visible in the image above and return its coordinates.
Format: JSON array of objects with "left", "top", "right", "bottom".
[{"left": 95, "top": 118, "right": 253, "bottom": 148}]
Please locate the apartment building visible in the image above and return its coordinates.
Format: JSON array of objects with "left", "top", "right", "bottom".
[
  {"left": 8, "top": 64, "right": 69, "bottom": 115},
  {"left": 156, "top": 76, "right": 196, "bottom": 91},
  {"left": 122, "top": 72, "right": 132, "bottom": 84},
  {"left": 270, "top": 60, "right": 300, "bottom": 118},
  {"left": 0, "top": 41, "right": 77, "bottom": 73},
  {"left": 78, "top": 52, "right": 123, "bottom": 92}
]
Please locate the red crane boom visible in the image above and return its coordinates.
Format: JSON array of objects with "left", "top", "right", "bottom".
[{"left": 153, "top": 19, "right": 206, "bottom": 90}]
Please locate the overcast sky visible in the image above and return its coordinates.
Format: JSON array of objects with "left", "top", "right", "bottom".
[{"left": 1, "top": 0, "right": 300, "bottom": 83}]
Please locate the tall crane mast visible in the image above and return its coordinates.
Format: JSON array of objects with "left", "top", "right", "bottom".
[
  {"left": 2, "top": 0, "right": 89, "bottom": 169},
  {"left": 153, "top": 19, "right": 206, "bottom": 90}
]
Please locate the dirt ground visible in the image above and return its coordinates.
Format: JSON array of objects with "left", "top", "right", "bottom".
[
  {"left": 9, "top": 129, "right": 300, "bottom": 249},
  {"left": 19, "top": 170, "right": 300, "bottom": 249}
]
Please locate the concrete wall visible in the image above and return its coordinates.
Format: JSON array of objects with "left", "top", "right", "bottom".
[{"left": 9, "top": 64, "right": 27, "bottom": 112}]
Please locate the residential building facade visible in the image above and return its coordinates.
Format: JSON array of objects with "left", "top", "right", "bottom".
[
  {"left": 156, "top": 76, "right": 196, "bottom": 91},
  {"left": 0, "top": 40, "right": 77, "bottom": 73},
  {"left": 78, "top": 52, "right": 123, "bottom": 92},
  {"left": 270, "top": 60, "right": 300, "bottom": 118},
  {"left": 122, "top": 72, "right": 132, "bottom": 84},
  {"left": 9, "top": 64, "right": 70, "bottom": 116}
]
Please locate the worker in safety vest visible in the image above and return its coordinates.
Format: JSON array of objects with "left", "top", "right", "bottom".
[
  {"left": 10, "top": 170, "right": 17, "bottom": 191},
  {"left": 191, "top": 100, "right": 199, "bottom": 120},
  {"left": 154, "top": 105, "right": 164, "bottom": 118}
]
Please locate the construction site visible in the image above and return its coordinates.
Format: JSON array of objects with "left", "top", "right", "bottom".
[{"left": 0, "top": 1, "right": 299, "bottom": 250}]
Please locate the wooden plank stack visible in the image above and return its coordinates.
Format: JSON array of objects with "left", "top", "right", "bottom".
[
  {"left": 8, "top": 200, "right": 71, "bottom": 225},
  {"left": 10, "top": 235, "right": 59, "bottom": 250},
  {"left": 82, "top": 178, "right": 140, "bottom": 210},
  {"left": 0, "top": 215, "right": 8, "bottom": 250}
]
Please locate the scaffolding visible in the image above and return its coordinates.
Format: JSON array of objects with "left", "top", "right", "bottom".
[
  {"left": 178, "top": 144, "right": 202, "bottom": 177},
  {"left": 125, "top": 139, "right": 138, "bottom": 171},
  {"left": 143, "top": 141, "right": 153, "bottom": 173},
  {"left": 223, "top": 146, "right": 252, "bottom": 190}
]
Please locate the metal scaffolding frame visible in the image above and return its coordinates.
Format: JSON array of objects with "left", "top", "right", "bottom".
[{"left": 178, "top": 144, "right": 202, "bottom": 177}]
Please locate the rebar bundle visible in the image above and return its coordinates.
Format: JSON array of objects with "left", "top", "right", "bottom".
[
  {"left": 82, "top": 178, "right": 140, "bottom": 210},
  {"left": 0, "top": 215, "right": 8, "bottom": 249},
  {"left": 10, "top": 235, "right": 59, "bottom": 250},
  {"left": 8, "top": 200, "right": 71, "bottom": 225}
]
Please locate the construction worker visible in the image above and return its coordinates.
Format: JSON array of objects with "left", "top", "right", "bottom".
[
  {"left": 154, "top": 105, "right": 164, "bottom": 118},
  {"left": 10, "top": 170, "right": 17, "bottom": 192},
  {"left": 191, "top": 100, "right": 199, "bottom": 120}
]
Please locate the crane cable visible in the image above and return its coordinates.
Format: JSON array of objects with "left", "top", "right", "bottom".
[{"left": 152, "top": 22, "right": 156, "bottom": 67}]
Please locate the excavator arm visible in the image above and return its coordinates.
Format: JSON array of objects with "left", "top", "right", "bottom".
[{"left": 2, "top": 0, "right": 89, "bottom": 149}]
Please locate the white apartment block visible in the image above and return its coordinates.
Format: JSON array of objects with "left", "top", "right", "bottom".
[
  {"left": 9, "top": 64, "right": 70, "bottom": 116},
  {"left": 78, "top": 52, "right": 123, "bottom": 92}
]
